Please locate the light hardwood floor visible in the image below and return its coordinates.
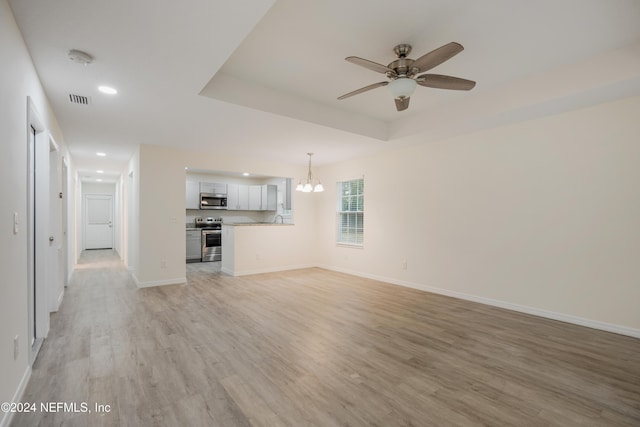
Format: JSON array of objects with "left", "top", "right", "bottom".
[{"left": 12, "top": 250, "right": 640, "bottom": 426}]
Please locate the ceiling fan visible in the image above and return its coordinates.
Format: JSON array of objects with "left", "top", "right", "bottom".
[{"left": 337, "top": 42, "right": 476, "bottom": 111}]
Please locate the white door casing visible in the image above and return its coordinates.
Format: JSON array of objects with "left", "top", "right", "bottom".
[
  {"left": 27, "top": 97, "right": 50, "bottom": 364},
  {"left": 48, "top": 135, "right": 63, "bottom": 313},
  {"left": 84, "top": 194, "right": 113, "bottom": 249}
]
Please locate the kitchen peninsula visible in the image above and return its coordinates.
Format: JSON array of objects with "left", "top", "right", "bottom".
[{"left": 222, "top": 222, "right": 306, "bottom": 276}]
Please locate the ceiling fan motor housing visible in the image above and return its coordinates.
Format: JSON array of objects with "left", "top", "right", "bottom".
[
  {"left": 387, "top": 58, "right": 418, "bottom": 78},
  {"left": 393, "top": 44, "right": 412, "bottom": 58},
  {"left": 388, "top": 44, "right": 419, "bottom": 77}
]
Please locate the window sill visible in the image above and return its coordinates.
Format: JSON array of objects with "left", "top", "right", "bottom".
[{"left": 336, "top": 243, "right": 364, "bottom": 249}]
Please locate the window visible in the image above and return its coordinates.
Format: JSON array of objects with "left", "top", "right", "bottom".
[{"left": 336, "top": 178, "right": 364, "bottom": 246}]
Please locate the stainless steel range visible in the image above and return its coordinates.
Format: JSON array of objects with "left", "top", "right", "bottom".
[{"left": 195, "top": 217, "right": 222, "bottom": 262}]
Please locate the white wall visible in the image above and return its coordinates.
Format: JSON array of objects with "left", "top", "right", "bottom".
[
  {"left": 0, "top": 0, "right": 73, "bottom": 424},
  {"left": 128, "top": 144, "right": 317, "bottom": 287},
  {"left": 315, "top": 96, "right": 640, "bottom": 336}
]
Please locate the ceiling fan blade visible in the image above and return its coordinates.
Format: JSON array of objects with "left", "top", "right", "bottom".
[
  {"left": 417, "top": 74, "right": 476, "bottom": 90},
  {"left": 412, "top": 42, "right": 464, "bottom": 73},
  {"left": 345, "top": 56, "right": 393, "bottom": 74},
  {"left": 338, "top": 81, "right": 388, "bottom": 100},
  {"left": 394, "top": 97, "right": 410, "bottom": 111}
]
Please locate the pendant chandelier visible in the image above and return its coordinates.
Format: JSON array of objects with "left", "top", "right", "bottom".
[{"left": 296, "top": 153, "right": 324, "bottom": 193}]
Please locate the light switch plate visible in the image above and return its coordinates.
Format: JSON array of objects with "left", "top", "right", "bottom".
[{"left": 13, "top": 212, "right": 19, "bottom": 234}]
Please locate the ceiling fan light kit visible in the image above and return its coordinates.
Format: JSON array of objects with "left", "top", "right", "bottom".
[
  {"left": 388, "top": 77, "right": 417, "bottom": 99},
  {"left": 338, "top": 42, "right": 476, "bottom": 111}
]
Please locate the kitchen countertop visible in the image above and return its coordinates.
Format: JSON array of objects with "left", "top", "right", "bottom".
[
  {"left": 223, "top": 222, "right": 293, "bottom": 226},
  {"left": 187, "top": 224, "right": 292, "bottom": 229}
]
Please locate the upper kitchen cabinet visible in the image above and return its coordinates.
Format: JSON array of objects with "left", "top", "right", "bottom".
[
  {"left": 227, "top": 183, "right": 249, "bottom": 211},
  {"left": 249, "top": 184, "right": 277, "bottom": 211},
  {"left": 186, "top": 180, "right": 200, "bottom": 209},
  {"left": 263, "top": 184, "right": 277, "bottom": 211},
  {"left": 200, "top": 182, "right": 227, "bottom": 195},
  {"left": 248, "top": 185, "right": 262, "bottom": 211},
  {"left": 186, "top": 171, "right": 290, "bottom": 213}
]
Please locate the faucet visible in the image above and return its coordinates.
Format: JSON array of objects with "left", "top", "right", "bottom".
[{"left": 274, "top": 215, "right": 284, "bottom": 224}]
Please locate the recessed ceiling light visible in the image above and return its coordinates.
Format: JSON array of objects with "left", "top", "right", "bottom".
[
  {"left": 96, "top": 152, "right": 106, "bottom": 157},
  {"left": 243, "top": 172, "right": 250, "bottom": 176},
  {"left": 97, "top": 170, "right": 104, "bottom": 174},
  {"left": 98, "top": 86, "right": 117, "bottom": 95},
  {"left": 96, "top": 179, "right": 103, "bottom": 182}
]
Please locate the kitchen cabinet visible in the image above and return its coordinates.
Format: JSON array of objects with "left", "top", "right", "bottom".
[
  {"left": 186, "top": 181, "right": 200, "bottom": 209},
  {"left": 249, "top": 184, "right": 277, "bottom": 211},
  {"left": 227, "top": 184, "right": 249, "bottom": 210},
  {"left": 262, "top": 184, "right": 277, "bottom": 211},
  {"left": 186, "top": 230, "right": 201, "bottom": 262},
  {"left": 200, "top": 182, "right": 227, "bottom": 195},
  {"left": 197, "top": 182, "right": 276, "bottom": 211},
  {"left": 248, "top": 185, "right": 262, "bottom": 210}
]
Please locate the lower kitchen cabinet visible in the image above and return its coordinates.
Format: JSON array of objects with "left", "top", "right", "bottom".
[{"left": 186, "top": 230, "right": 201, "bottom": 262}]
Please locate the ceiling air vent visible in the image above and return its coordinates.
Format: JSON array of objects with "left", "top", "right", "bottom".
[{"left": 68, "top": 93, "right": 91, "bottom": 105}]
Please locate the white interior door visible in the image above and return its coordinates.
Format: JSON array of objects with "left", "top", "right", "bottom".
[{"left": 85, "top": 194, "right": 113, "bottom": 249}]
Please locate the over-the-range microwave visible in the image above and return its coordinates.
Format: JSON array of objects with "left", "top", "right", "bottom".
[{"left": 200, "top": 193, "right": 227, "bottom": 210}]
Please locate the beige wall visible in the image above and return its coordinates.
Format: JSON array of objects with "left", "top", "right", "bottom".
[
  {"left": 315, "top": 96, "right": 640, "bottom": 334},
  {"left": 0, "top": 0, "right": 72, "bottom": 420}
]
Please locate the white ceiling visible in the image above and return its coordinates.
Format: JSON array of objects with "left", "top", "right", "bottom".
[{"left": 9, "top": 0, "right": 640, "bottom": 183}]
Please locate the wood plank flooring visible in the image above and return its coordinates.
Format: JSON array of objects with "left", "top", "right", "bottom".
[{"left": 12, "top": 250, "right": 640, "bottom": 426}]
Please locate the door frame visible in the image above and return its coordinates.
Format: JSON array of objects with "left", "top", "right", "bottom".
[
  {"left": 61, "top": 157, "right": 70, "bottom": 285},
  {"left": 83, "top": 193, "right": 114, "bottom": 250},
  {"left": 26, "top": 97, "right": 49, "bottom": 365},
  {"left": 48, "top": 134, "right": 63, "bottom": 312}
]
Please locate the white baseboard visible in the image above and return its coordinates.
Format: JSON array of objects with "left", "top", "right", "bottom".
[
  {"left": 226, "top": 263, "right": 315, "bottom": 277},
  {"left": 319, "top": 264, "right": 640, "bottom": 339},
  {"left": 52, "top": 288, "right": 64, "bottom": 312},
  {"left": 131, "top": 272, "right": 186, "bottom": 288},
  {"left": 0, "top": 366, "right": 32, "bottom": 427},
  {"left": 220, "top": 266, "right": 234, "bottom": 276}
]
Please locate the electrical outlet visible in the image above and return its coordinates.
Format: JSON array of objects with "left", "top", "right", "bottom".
[
  {"left": 402, "top": 260, "right": 407, "bottom": 270},
  {"left": 160, "top": 261, "right": 167, "bottom": 268},
  {"left": 255, "top": 254, "right": 260, "bottom": 261},
  {"left": 14, "top": 335, "right": 19, "bottom": 360}
]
